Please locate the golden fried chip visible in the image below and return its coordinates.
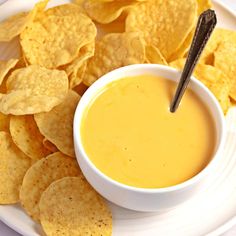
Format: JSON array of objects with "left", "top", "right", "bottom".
[
  {"left": 83, "top": 32, "right": 145, "bottom": 85},
  {"left": 20, "top": 152, "right": 81, "bottom": 221},
  {"left": 214, "top": 41, "right": 236, "bottom": 101},
  {"left": 169, "top": 58, "right": 186, "bottom": 69},
  {"left": 168, "top": 30, "right": 194, "bottom": 62},
  {"left": 34, "top": 91, "right": 80, "bottom": 157},
  {"left": 69, "top": 61, "right": 87, "bottom": 89},
  {"left": 43, "top": 139, "right": 58, "bottom": 153},
  {"left": 97, "top": 13, "right": 126, "bottom": 40},
  {"left": 73, "top": 0, "right": 85, "bottom": 4},
  {"left": 10, "top": 115, "right": 51, "bottom": 160},
  {"left": 0, "top": 13, "right": 35, "bottom": 42},
  {"left": 45, "top": 3, "right": 85, "bottom": 16},
  {"left": 39, "top": 177, "right": 112, "bottom": 236},
  {"left": 84, "top": 0, "right": 141, "bottom": 24},
  {"left": 0, "top": 113, "right": 9, "bottom": 132},
  {"left": 0, "top": 131, "right": 31, "bottom": 204},
  {"left": 20, "top": 12, "right": 96, "bottom": 69},
  {"left": 65, "top": 43, "right": 94, "bottom": 88},
  {"left": 0, "top": 59, "right": 18, "bottom": 85},
  {"left": 170, "top": 58, "right": 231, "bottom": 113},
  {"left": 197, "top": 0, "right": 213, "bottom": 15},
  {"left": 0, "top": 65, "right": 68, "bottom": 115},
  {"left": 145, "top": 45, "right": 167, "bottom": 65},
  {"left": 126, "top": 0, "right": 197, "bottom": 60},
  {"left": 200, "top": 28, "right": 236, "bottom": 64},
  {"left": 0, "top": 0, "right": 49, "bottom": 42}
]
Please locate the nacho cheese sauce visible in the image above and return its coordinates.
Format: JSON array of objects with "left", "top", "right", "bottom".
[{"left": 81, "top": 75, "right": 216, "bottom": 188}]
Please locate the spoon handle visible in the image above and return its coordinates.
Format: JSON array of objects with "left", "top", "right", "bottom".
[{"left": 170, "top": 9, "right": 217, "bottom": 113}]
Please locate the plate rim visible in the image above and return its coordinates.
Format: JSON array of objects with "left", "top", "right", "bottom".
[
  {"left": 0, "top": 0, "right": 236, "bottom": 235},
  {"left": 205, "top": 1, "right": 236, "bottom": 235}
]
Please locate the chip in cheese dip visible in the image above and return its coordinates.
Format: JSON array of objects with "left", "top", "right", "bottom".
[{"left": 81, "top": 75, "right": 216, "bottom": 188}]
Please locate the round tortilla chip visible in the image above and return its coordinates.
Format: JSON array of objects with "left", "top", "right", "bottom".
[
  {"left": 0, "top": 59, "right": 18, "bottom": 86},
  {"left": 45, "top": 3, "right": 85, "bottom": 16},
  {"left": 126, "top": 0, "right": 197, "bottom": 60},
  {"left": 0, "top": 65, "right": 68, "bottom": 115},
  {"left": 83, "top": 32, "right": 145, "bottom": 85},
  {"left": 200, "top": 28, "right": 236, "bottom": 64},
  {"left": 168, "top": 29, "right": 194, "bottom": 62},
  {"left": 34, "top": 90, "right": 80, "bottom": 157},
  {"left": 65, "top": 43, "right": 94, "bottom": 88},
  {"left": 0, "top": 12, "right": 35, "bottom": 42},
  {"left": 213, "top": 41, "right": 236, "bottom": 101},
  {"left": 96, "top": 13, "right": 126, "bottom": 40},
  {"left": 145, "top": 45, "right": 167, "bottom": 65},
  {"left": 39, "top": 177, "right": 112, "bottom": 236},
  {"left": 0, "top": 0, "right": 49, "bottom": 42},
  {"left": 20, "top": 12, "right": 96, "bottom": 69},
  {"left": 0, "top": 131, "right": 31, "bottom": 204},
  {"left": 20, "top": 152, "right": 81, "bottom": 221},
  {"left": 10, "top": 115, "right": 51, "bottom": 160},
  {"left": 84, "top": 0, "right": 140, "bottom": 24}
]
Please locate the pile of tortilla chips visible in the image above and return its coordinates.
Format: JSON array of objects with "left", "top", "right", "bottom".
[{"left": 0, "top": 0, "right": 235, "bottom": 235}]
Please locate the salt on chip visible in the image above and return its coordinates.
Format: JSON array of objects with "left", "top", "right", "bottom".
[
  {"left": 126, "top": 0, "right": 197, "bottom": 60},
  {"left": 84, "top": 0, "right": 141, "bottom": 24},
  {"left": 10, "top": 115, "right": 51, "bottom": 160},
  {"left": 145, "top": 45, "right": 167, "bottom": 65},
  {"left": 170, "top": 58, "right": 231, "bottom": 113},
  {"left": 0, "top": 59, "right": 18, "bottom": 86},
  {"left": 83, "top": 32, "right": 145, "bottom": 85},
  {"left": 0, "top": 131, "right": 31, "bottom": 204},
  {"left": 214, "top": 41, "right": 236, "bottom": 101},
  {"left": 43, "top": 139, "right": 58, "bottom": 153},
  {"left": 39, "top": 177, "right": 112, "bottom": 236},
  {"left": 20, "top": 152, "right": 81, "bottom": 221},
  {"left": 34, "top": 91, "right": 80, "bottom": 157},
  {"left": 0, "top": 65, "right": 68, "bottom": 115},
  {"left": 20, "top": 12, "right": 97, "bottom": 69},
  {"left": 0, "top": 112, "right": 9, "bottom": 132}
]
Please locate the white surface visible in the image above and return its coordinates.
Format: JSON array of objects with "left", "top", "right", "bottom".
[
  {"left": 0, "top": 0, "right": 236, "bottom": 235},
  {"left": 74, "top": 64, "right": 226, "bottom": 212}
]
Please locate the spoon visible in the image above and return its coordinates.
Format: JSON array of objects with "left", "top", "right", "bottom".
[{"left": 170, "top": 9, "right": 217, "bottom": 113}]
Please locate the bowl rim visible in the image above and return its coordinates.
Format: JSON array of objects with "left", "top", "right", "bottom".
[{"left": 73, "top": 64, "right": 226, "bottom": 193}]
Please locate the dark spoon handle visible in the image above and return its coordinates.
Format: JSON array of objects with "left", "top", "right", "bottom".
[{"left": 170, "top": 9, "right": 217, "bottom": 113}]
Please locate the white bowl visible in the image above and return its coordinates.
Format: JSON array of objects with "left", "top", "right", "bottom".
[{"left": 73, "top": 64, "right": 225, "bottom": 212}]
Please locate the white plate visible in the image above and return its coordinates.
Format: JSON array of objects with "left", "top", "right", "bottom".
[{"left": 0, "top": 1, "right": 236, "bottom": 235}]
